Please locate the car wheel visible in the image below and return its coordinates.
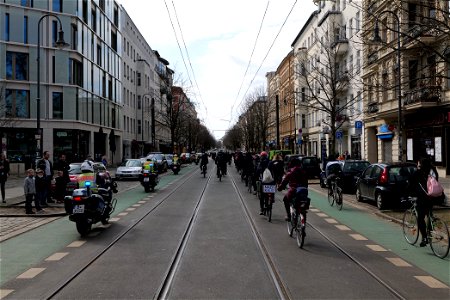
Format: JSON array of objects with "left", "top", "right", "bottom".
[
  {"left": 376, "top": 192, "right": 386, "bottom": 210},
  {"left": 355, "top": 187, "right": 362, "bottom": 202}
]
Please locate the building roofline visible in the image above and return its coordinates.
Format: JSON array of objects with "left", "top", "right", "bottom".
[{"left": 291, "top": 11, "right": 318, "bottom": 47}]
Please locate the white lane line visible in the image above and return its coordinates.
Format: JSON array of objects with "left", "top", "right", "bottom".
[
  {"left": 138, "top": 201, "right": 146, "bottom": 204},
  {"left": 67, "top": 241, "right": 86, "bottom": 248},
  {"left": 309, "top": 208, "right": 320, "bottom": 212},
  {"left": 0, "top": 289, "right": 14, "bottom": 299},
  {"left": 17, "top": 268, "right": 45, "bottom": 279},
  {"left": 317, "top": 213, "right": 328, "bottom": 217},
  {"left": 325, "top": 218, "right": 338, "bottom": 224},
  {"left": 132, "top": 204, "right": 141, "bottom": 207},
  {"left": 109, "top": 217, "right": 120, "bottom": 222},
  {"left": 349, "top": 234, "right": 368, "bottom": 241},
  {"left": 386, "top": 257, "right": 412, "bottom": 267},
  {"left": 366, "top": 244, "right": 387, "bottom": 252},
  {"left": 45, "top": 252, "right": 69, "bottom": 261},
  {"left": 117, "top": 212, "right": 128, "bottom": 216},
  {"left": 414, "top": 276, "right": 449, "bottom": 288},
  {"left": 335, "top": 225, "right": 351, "bottom": 231},
  {"left": 126, "top": 207, "right": 136, "bottom": 211}
]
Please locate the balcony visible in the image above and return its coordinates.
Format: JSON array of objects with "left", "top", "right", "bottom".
[
  {"left": 403, "top": 24, "right": 438, "bottom": 47},
  {"left": 367, "top": 102, "right": 379, "bottom": 114},
  {"left": 331, "top": 38, "right": 349, "bottom": 55},
  {"left": 403, "top": 85, "right": 441, "bottom": 106},
  {"left": 367, "top": 52, "right": 378, "bottom": 66}
]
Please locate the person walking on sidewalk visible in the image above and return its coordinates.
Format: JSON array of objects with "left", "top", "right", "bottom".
[
  {"left": 37, "top": 151, "right": 54, "bottom": 204},
  {"left": 35, "top": 169, "right": 47, "bottom": 208},
  {"left": 0, "top": 153, "right": 10, "bottom": 203},
  {"left": 54, "top": 154, "right": 70, "bottom": 203},
  {"left": 24, "top": 169, "right": 41, "bottom": 214}
]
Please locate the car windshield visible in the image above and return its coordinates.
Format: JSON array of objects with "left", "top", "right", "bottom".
[
  {"left": 69, "top": 164, "right": 82, "bottom": 174},
  {"left": 149, "top": 154, "right": 163, "bottom": 160},
  {"left": 302, "top": 157, "right": 318, "bottom": 166},
  {"left": 388, "top": 166, "right": 417, "bottom": 183},
  {"left": 121, "top": 160, "right": 142, "bottom": 167},
  {"left": 343, "top": 162, "right": 370, "bottom": 172}
]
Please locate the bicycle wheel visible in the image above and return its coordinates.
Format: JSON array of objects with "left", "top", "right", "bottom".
[
  {"left": 296, "top": 214, "right": 306, "bottom": 248},
  {"left": 402, "top": 208, "right": 419, "bottom": 245},
  {"left": 328, "top": 187, "right": 335, "bottom": 206},
  {"left": 267, "top": 203, "right": 272, "bottom": 222},
  {"left": 287, "top": 212, "right": 297, "bottom": 237},
  {"left": 429, "top": 217, "right": 450, "bottom": 259},
  {"left": 336, "top": 188, "right": 343, "bottom": 210}
]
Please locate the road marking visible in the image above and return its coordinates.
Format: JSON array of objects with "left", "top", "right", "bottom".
[
  {"left": 109, "top": 217, "right": 120, "bottom": 222},
  {"left": 335, "top": 225, "right": 351, "bottom": 231},
  {"left": 67, "top": 241, "right": 86, "bottom": 247},
  {"left": 45, "top": 252, "right": 69, "bottom": 261},
  {"left": 117, "top": 212, "right": 128, "bottom": 216},
  {"left": 317, "top": 213, "right": 328, "bottom": 217},
  {"left": 138, "top": 201, "right": 146, "bottom": 204},
  {"left": 132, "top": 204, "right": 141, "bottom": 207},
  {"left": 126, "top": 207, "right": 136, "bottom": 211},
  {"left": 414, "top": 276, "right": 448, "bottom": 288},
  {"left": 310, "top": 208, "right": 320, "bottom": 212},
  {"left": 17, "top": 268, "right": 45, "bottom": 279},
  {"left": 366, "top": 244, "right": 387, "bottom": 251},
  {"left": 386, "top": 257, "right": 411, "bottom": 267},
  {"left": 0, "top": 289, "right": 14, "bottom": 299},
  {"left": 349, "top": 234, "right": 368, "bottom": 241},
  {"left": 325, "top": 218, "right": 338, "bottom": 224}
]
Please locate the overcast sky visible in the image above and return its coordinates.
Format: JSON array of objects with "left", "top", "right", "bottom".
[{"left": 117, "top": 0, "right": 317, "bottom": 139}]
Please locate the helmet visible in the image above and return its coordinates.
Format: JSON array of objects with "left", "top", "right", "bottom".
[
  {"left": 260, "top": 151, "right": 268, "bottom": 158},
  {"left": 80, "top": 160, "right": 94, "bottom": 173}
]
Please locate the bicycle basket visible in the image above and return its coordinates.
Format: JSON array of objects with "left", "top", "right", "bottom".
[{"left": 294, "top": 195, "right": 311, "bottom": 211}]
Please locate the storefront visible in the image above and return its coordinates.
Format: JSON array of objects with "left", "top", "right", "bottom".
[
  {"left": 0, "top": 128, "right": 36, "bottom": 169},
  {"left": 53, "top": 129, "right": 90, "bottom": 163}
]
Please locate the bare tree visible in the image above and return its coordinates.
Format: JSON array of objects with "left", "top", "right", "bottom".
[{"left": 0, "top": 83, "right": 20, "bottom": 130}]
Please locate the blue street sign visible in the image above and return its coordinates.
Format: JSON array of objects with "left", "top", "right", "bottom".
[
  {"left": 336, "top": 131, "right": 343, "bottom": 139},
  {"left": 355, "top": 121, "right": 363, "bottom": 129}
]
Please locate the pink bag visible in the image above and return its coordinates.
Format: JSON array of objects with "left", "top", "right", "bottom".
[{"left": 427, "top": 175, "right": 444, "bottom": 197}]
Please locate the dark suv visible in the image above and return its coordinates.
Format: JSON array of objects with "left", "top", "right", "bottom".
[{"left": 355, "top": 162, "right": 417, "bottom": 210}]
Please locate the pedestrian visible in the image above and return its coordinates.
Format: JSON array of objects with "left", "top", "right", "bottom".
[
  {"left": 102, "top": 155, "right": 108, "bottom": 167},
  {"left": 54, "top": 154, "right": 70, "bottom": 203},
  {"left": 37, "top": 151, "right": 54, "bottom": 204},
  {"left": 24, "top": 169, "right": 41, "bottom": 214},
  {"left": 35, "top": 169, "right": 47, "bottom": 208},
  {"left": 0, "top": 153, "right": 10, "bottom": 203}
]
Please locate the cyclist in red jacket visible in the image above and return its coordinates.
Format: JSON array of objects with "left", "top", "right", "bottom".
[{"left": 278, "top": 158, "right": 308, "bottom": 221}]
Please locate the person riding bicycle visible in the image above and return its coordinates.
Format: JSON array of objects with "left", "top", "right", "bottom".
[
  {"left": 242, "top": 152, "right": 255, "bottom": 187},
  {"left": 409, "top": 157, "right": 439, "bottom": 247},
  {"left": 215, "top": 150, "right": 227, "bottom": 177},
  {"left": 199, "top": 152, "right": 209, "bottom": 173},
  {"left": 256, "top": 151, "right": 274, "bottom": 215},
  {"left": 326, "top": 162, "right": 343, "bottom": 192},
  {"left": 278, "top": 158, "right": 308, "bottom": 221}
]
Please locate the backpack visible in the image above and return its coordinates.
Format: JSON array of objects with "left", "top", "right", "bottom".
[
  {"left": 262, "top": 168, "right": 274, "bottom": 183},
  {"left": 427, "top": 175, "right": 444, "bottom": 198}
]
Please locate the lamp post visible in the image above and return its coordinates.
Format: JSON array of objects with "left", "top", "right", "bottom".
[
  {"left": 372, "top": 11, "right": 403, "bottom": 162},
  {"left": 36, "top": 13, "right": 67, "bottom": 160}
]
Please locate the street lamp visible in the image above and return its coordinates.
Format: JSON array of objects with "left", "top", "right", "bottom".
[
  {"left": 372, "top": 11, "right": 403, "bottom": 162},
  {"left": 36, "top": 13, "right": 68, "bottom": 160}
]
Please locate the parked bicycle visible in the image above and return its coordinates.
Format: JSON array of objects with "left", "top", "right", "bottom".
[
  {"left": 328, "top": 176, "right": 343, "bottom": 210},
  {"left": 402, "top": 196, "right": 449, "bottom": 259},
  {"left": 287, "top": 187, "right": 310, "bottom": 248}
]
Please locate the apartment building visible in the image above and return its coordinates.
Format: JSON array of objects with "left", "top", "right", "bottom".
[
  {"left": 291, "top": 0, "right": 364, "bottom": 161},
  {"left": 1, "top": 0, "right": 123, "bottom": 167},
  {"left": 362, "top": 0, "right": 450, "bottom": 176}
]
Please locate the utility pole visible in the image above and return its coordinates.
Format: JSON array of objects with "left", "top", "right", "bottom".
[{"left": 276, "top": 95, "right": 280, "bottom": 150}]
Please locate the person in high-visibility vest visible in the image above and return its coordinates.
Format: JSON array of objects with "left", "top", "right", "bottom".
[{"left": 143, "top": 158, "right": 157, "bottom": 173}]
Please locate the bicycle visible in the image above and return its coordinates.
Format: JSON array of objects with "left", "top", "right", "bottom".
[
  {"left": 217, "top": 166, "right": 222, "bottom": 181},
  {"left": 201, "top": 164, "right": 207, "bottom": 178},
  {"left": 261, "top": 183, "right": 276, "bottom": 222},
  {"left": 287, "top": 191, "right": 310, "bottom": 248},
  {"left": 247, "top": 173, "right": 253, "bottom": 193},
  {"left": 327, "top": 176, "right": 343, "bottom": 210},
  {"left": 402, "top": 196, "right": 449, "bottom": 259}
]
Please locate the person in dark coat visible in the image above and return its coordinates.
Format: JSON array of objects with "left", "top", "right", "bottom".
[
  {"left": 0, "top": 153, "right": 10, "bottom": 203},
  {"left": 54, "top": 154, "right": 70, "bottom": 202}
]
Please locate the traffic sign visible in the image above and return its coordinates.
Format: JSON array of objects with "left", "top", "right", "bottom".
[
  {"left": 355, "top": 121, "right": 363, "bottom": 129},
  {"left": 336, "top": 131, "right": 343, "bottom": 139}
]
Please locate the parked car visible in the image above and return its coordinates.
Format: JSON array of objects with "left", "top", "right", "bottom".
[
  {"left": 146, "top": 153, "right": 168, "bottom": 173},
  {"left": 320, "top": 160, "right": 370, "bottom": 192},
  {"left": 284, "top": 154, "right": 303, "bottom": 172},
  {"left": 115, "top": 159, "right": 142, "bottom": 180},
  {"left": 66, "top": 162, "right": 112, "bottom": 194},
  {"left": 355, "top": 162, "right": 417, "bottom": 210},
  {"left": 299, "top": 156, "right": 321, "bottom": 179},
  {"left": 165, "top": 154, "right": 174, "bottom": 168}
]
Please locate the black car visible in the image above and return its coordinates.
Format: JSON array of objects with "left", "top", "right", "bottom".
[
  {"left": 320, "top": 160, "right": 370, "bottom": 192},
  {"left": 355, "top": 162, "right": 417, "bottom": 210},
  {"left": 284, "top": 154, "right": 302, "bottom": 172},
  {"left": 299, "top": 156, "right": 321, "bottom": 179}
]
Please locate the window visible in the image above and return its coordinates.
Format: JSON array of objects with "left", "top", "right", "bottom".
[
  {"left": 356, "top": 50, "right": 360, "bottom": 71},
  {"left": 97, "top": 45, "right": 102, "bottom": 66},
  {"left": 4, "top": 13, "right": 9, "bottom": 41},
  {"left": 137, "top": 72, "right": 141, "bottom": 86},
  {"left": 114, "top": 4, "right": 119, "bottom": 26},
  {"left": 52, "top": 56, "right": 55, "bottom": 83},
  {"left": 82, "top": 0, "right": 88, "bottom": 23},
  {"left": 21, "top": 0, "right": 33, "bottom": 7},
  {"left": 138, "top": 95, "right": 141, "bottom": 109},
  {"left": 52, "top": 0, "right": 62, "bottom": 12},
  {"left": 52, "top": 92, "right": 63, "bottom": 119},
  {"left": 355, "top": 11, "right": 360, "bottom": 32},
  {"left": 23, "top": 16, "right": 28, "bottom": 44},
  {"left": 99, "top": 0, "right": 105, "bottom": 11},
  {"left": 6, "top": 52, "right": 29, "bottom": 80},
  {"left": 92, "top": 9, "right": 97, "bottom": 32},
  {"left": 409, "top": 60, "right": 418, "bottom": 89},
  {"left": 52, "top": 20, "right": 57, "bottom": 45},
  {"left": 111, "top": 30, "right": 117, "bottom": 51},
  {"left": 5, "top": 89, "right": 29, "bottom": 118},
  {"left": 382, "top": 72, "right": 388, "bottom": 102},
  {"left": 71, "top": 24, "right": 78, "bottom": 50},
  {"left": 69, "top": 59, "right": 83, "bottom": 86},
  {"left": 138, "top": 120, "right": 141, "bottom": 135}
]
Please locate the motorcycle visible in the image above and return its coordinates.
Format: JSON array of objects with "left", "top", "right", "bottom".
[
  {"left": 140, "top": 169, "right": 159, "bottom": 192},
  {"left": 64, "top": 180, "right": 117, "bottom": 236},
  {"left": 171, "top": 162, "right": 180, "bottom": 175}
]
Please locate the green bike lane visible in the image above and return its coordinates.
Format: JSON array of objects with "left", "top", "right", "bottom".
[
  {"left": 308, "top": 188, "right": 450, "bottom": 286},
  {"left": 0, "top": 165, "right": 197, "bottom": 286}
]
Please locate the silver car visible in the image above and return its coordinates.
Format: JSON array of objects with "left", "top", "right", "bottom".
[{"left": 115, "top": 159, "right": 143, "bottom": 180}]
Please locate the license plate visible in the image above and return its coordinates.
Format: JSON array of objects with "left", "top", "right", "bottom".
[
  {"left": 73, "top": 204, "right": 85, "bottom": 214},
  {"left": 144, "top": 177, "right": 149, "bottom": 182},
  {"left": 263, "top": 185, "right": 276, "bottom": 193}
]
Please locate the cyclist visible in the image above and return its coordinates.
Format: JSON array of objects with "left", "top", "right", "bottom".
[
  {"left": 215, "top": 150, "right": 227, "bottom": 177},
  {"left": 242, "top": 152, "right": 254, "bottom": 187},
  {"left": 409, "top": 157, "right": 439, "bottom": 247},
  {"left": 256, "top": 151, "right": 273, "bottom": 215},
  {"left": 278, "top": 158, "right": 308, "bottom": 221},
  {"left": 199, "top": 152, "right": 209, "bottom": 173}
]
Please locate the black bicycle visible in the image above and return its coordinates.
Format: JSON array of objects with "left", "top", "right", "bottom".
[
  {"left": 261, "top": 183, "right": 276, "bottom": 222},
  {"left": 201, "top": 164, "right": 207, "bottom": 178},
  {"left": 287, "top": 194, "right": 310, "bottom": 248},
  {"left": 402, "top": 196, "right": 449, "bottom": 258},
  {"left": 328, "top": 176, "right": 343, "bottom": 210}
]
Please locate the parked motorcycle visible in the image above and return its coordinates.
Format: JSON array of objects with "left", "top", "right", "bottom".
[
  {"left": 171, "top": 162, "right": 180, "bottom": 175},
  {"left": 64, "top": 180, "right": 117, "bottom": 236},
  {"left": 140, "top": 169, "right": 159, "bottom": 192}
]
